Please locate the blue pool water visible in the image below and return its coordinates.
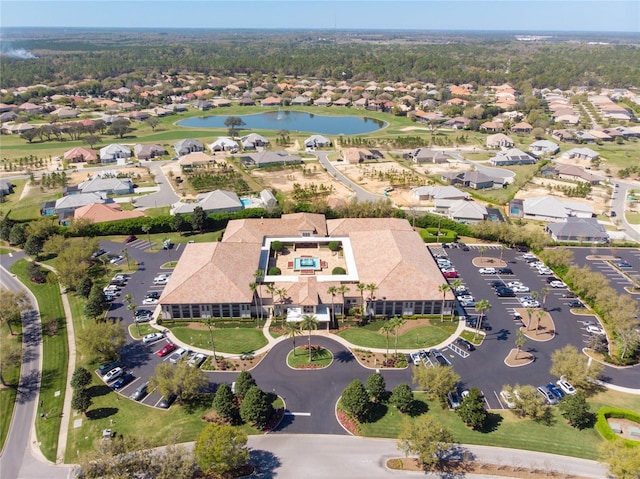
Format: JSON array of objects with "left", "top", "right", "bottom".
[
  {"left": 240, "top": 198, "right": 252, "bottom": 207},
  {"left": 177, "top": 111, "right": 387, "bottom": 135},
  {"left": 294, "top": 257, "right": 321, "bottom": 270}
]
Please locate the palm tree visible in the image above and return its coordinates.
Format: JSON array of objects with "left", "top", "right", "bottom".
[
  {"left": 276, "top": 288, "right": 288, "bottom": 324},
  {"left": 540, "top": 287, "right": 550, "bottom": 311},
  {"left": 299, "top": 314, "right": 319, "bottom": 362},
  {"left": 266, "top": 283, "right": 276, "bottom": 318},
  {"left": 327, "top": 285, "right": 338, "bottom": 328},
  {"left": 121, "top": 247, "right": 130, "bottom": 270},
  {"left": 390, "top": 316, "right": 406, "bottom": 356},
  {"left": 438, "top": 283, "right": 451, "bottom": 321},
  {"left": 336, "top": 284, "right": 350, "bottom": 323},
  {"left": 124, "top": 294, "right": 139, "bottom": 335},
  {"left": 379, "top": 321, "right": 394, "bottom": 357},
  {"left": 365, "top": 283, "right": 378, "bottom": 318},
  {"left": 479, "top": 245, "right": 486, "bottom": 259},
  {"left": 253, "top": 269, "right": 264, "bottom": 324},
  {"left": 525, "top": 307, "right": 535, "bottom": 331},
  {"left": 534, "top": 309, "right": 545, "bottom": 334},
  {"left": 141, "top": 224, "right": 151, "bottom": 247},
  {"left": 205, "top": 317, "right": 216, "bottom": 360},
  {"left": 249, "top": 282, "right": 258, "bottom": 325},
  {"left": 474, "top": 299, "right": 491, "bottom": 339},
  {"left": 356, "top": 283, "right": 366, "bottom": 310},
  {"left": 283, "top": 320, "right": 301, "bottom": 355},
  {"left": 515, "top": 328, "right": 526, "bottom": 360}
]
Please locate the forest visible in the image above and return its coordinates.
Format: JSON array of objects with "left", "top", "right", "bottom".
[{"left": 1, "top": 28, "right": 639, "bottom": 90}]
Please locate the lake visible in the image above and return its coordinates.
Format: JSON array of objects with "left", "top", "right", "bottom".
[{"left": 177, "top": 110, "right": 387, "bottom": 135}]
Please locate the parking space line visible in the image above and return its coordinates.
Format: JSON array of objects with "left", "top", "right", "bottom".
[{"left": 493, "top": 390, "right": 505, "bottom": 409}]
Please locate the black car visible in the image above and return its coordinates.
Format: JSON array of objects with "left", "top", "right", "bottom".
[
  {"left": 569, "top": 300, "right": 585, "bottom": 308},
  {"left": 158, "top": 393, "right": 177, "bottom": 409},
  {"left": 134, "top": 309, "right": 153, "bottom": 317},
  {"left": 145, "top": 291, "right": 160, "bottom": 300},
  {"left": 460, "top": 243, "right": 470, "bottom": 251},
  {"left": 489, "top": 280, "right": 506, "bottom": 289},
  {"left": 467, "top": 318, "right": 492, "bottom": 331},
  {"left": 455, "top": 337, "right": 475, "bottom": 351},
  {"left": 515, "top": 245, "right": 529, "bottom": 252},
  {"left": 496, "top": 287, "right": 515, "bottom": 297},
  {"left": 497, "top": 268, "right": 513, "bottom": 275},
  {"left": 97, "top": 361, "right": 120, "bottom": 376},
  {"left": 562, "top": 292, "right": 577, "bottom": 298},
  {"left": 546, "top": 276, "right": 560, "bottom": 284}
]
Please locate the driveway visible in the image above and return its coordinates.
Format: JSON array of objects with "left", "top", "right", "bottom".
[
  {"left": 448, "top": 151, "right": 516, "bottom": 180},
  {"left": 133, "top": 161, "right": 180, "bottom": 208}
]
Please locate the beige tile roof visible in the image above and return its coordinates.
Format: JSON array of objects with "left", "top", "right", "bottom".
[
  {"left": 74, "top": 203, "right": 145, "bottom": 223},
  {"left": 327, "top": 217, "right": 412, "bottom": 235},
  {"left": 223, "top": 213, "right": 328, "bottom": 242},
  {"left": 160, "top": 242, "right": 262, "bottom": 304}
]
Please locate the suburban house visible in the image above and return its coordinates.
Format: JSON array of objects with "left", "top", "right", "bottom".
[
  {"left": 488, "top": 148, "right": 536, "bottom": 166},
  {"left": 209, "top": 137, "right": 239, "bottom": 152},
  {"left": 510, "top": 122, "right": 533, "bottom": 133},
  {"left": 304, "top": 135, "right": 332, "bottom": 148},
  {"left": 443, "top": 117, "right": 470, "bottom": 129},
  {"left": 545, "top": 217, "right": 609, "bottom": 243},
  {"left": 259, "top": 189, "right": 278, "bottom": 208},
  {"left": 480, "top": 121, "right": 503, "bottom": 132},
  {"left": 76, "top": 177, "right": 134, "bottom": 195},
  {"left": 158, "top": 214, "right": 454, "bottom": 325},
  {"left": 261, "top": 97, "right": 282, "bottom": 107},
  {"left": 528, "top": 140, "right": 560, "bottom": 156},
  {"left": 411, "top": 185, "right": 470, "bottom": 201},
  {"left": 52, "top": 192, "right": 107, "bottom": 223},
  {"left": 73, "top": 202, "right": 145, "bottom": 224},
  {"left": 63, "top": 147, "right": 98, "bottom": 163},
  {"left": 404, "top": 148, "right": 448, "bottom": 164},
  {"left": 171, "top": 189, "right": 244, "bottom": 215},
  {"left": 50, "top": 107, "right": 78, "bottom": 119},
  {"left": 242, "top": 151, "right": 302, "bottom": 168},
  {"left": 99, "top": 144, "right": 132, "bottom": 163},
  {"left": 561, "top": 147, "right": 600, "bottom": 162},
  {"left": 178, "top": 152, "right": 216, "bottom": 169},
  {"left": 291, "top": 96, "right": 311, "bottom": 106},
  {"left": 343, "top": 148, "right": 378, "bottom": 164},
  {"left": 486, "top": 133, "right": 515, "bottom": 148},
  {"left": 0, "top": 180, "right": 14, "bottom": 196},
  {"left": 542, "top": 163, "right": 600, "bottom": 185},
  {"left": 435, "top": 199, "right": 488, "bottom": 224},
  {"left": 441, "top": 170, "right": 502, "bottom": 190},
  {"left": 134, "top": 144, "right": 168, "bottom": 160},
  {"left": 174, "top": 138, "right": 205, "bottom": 156},
  {"left": 241, "top": 133, "right": 269, "bottom": 150},
  {"left": 509, "top": 196, "right": 594, "bottom": 222}
]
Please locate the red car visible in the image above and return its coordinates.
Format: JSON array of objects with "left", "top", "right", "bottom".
[
  {"left": 443, "top": 270, "right": 459, "bottom": 278},
  {"left": 125, "top": 234, "right": 137, "bottom": 243},
  {"left": 157, "top": 342, "right": 177, "bottom": 357}
]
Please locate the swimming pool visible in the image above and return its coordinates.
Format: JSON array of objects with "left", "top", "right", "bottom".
[
  {"left": 240, "top": 198, "right": 252, "bottom": 207},
  {"left": 294, "top": 257, "right": 321, "bottom": 270}
]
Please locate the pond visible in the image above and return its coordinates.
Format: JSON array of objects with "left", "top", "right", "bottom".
[{"left": 177, "top": 110, "right": 387, "bottom": 135}]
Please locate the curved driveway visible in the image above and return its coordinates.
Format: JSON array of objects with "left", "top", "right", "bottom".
[
  {"left": 132, "top": 161, "right": 180, "bottom": 208},
  {"left": 448, "top": 151, "right": 516, "bottom": 180}
]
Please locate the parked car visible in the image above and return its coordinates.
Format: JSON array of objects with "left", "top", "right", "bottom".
[
  {"left": 153, "top": 277, "right": 169, "bottom": 285},
  {"left": 188, "top": 353, "right": 207, "bottom": 368},
  {"left": 497, "top": 268, "right": 513, "bottom": 275},
  {"left": 443, "top": 270, "right": 459, "bottom": 278},
  {"left": 98, "top": 361, "right": 120, "bottom": 376},
  {"left": 496, "top": 287, "right": 515, "bottom": 297},
  {"left": 145, "top": 291, "right": 160, "bottom": 300},
  {"left": 430, "top": 349, "right": 450, "bottom": 366},
  {"left": 158, "top": 393, "right": 177, "bottom": 409},
  {"left": 546, "top": 383, "right": 564, "bottom": 400},
  {"left": 569, "top": 300, "right": 585, "bottom": 309},
  {"left": 550, "top": 280, "right": 566, "bottom": 288},
  {"left": 104, "top": 293, "right": 117, "bottom": 302},
  {"left": 616, "top": 261, "right": 632, "bottom": 268},
  {"left": 467, "top": 318, "right": 492, "bottom": 331},
  {"left": 511, "top": 285, "right": 530, "bottom": 293},
  {"left": 515, "top": 245, "right": 529, "bottom": 253},
  {"left": 562, "top": 292, "right": 577, "bottom": 298},
  {"left": 103, "top": 367, "right": 124, "bottom": 383},
  {"left": 112, "top": 373, "right": 134, "bottom": 389},
  {"left": 157, "top": 342, "right": 177, "bottom": 357},
  {"left": 556, "top": 378, "right": 577, "bottom": 395},
  {"left": 135, "top": 313, "right": 152, "bottom": 323},
  {"left": 500, "top": 390, "right": 516, "bottom": 408},
  {"left": 455, "top": 337, "right": 475, "bottom": 351},
  {"left": 91, "top": 249, "right": 106, "bottom": 259},
  {"left": 489, "top": 280, "right": 506, "bottom": 289},
  {"left": 537, "top": 386, "right": 558, "bottom": 405},
  {"left": 507, "top": 281, "right": 523, "bottom": 288},
  {"left": 479, "top": 267, "right": 496, "bottom": 274},
  {"left": 142, "top": 332, "right": 164, "bottom": 344},
  {"left": 142, "top": 297, "right": 159, "bottom": 305},
  {"left": 586, "top": 325, "right": 605, "bottom": 335},
  {"left": 459, "top": 243, "right": 469, "bottom": 251},
  {"left": 447, "top": 390, "right": 461, "bottom": 409},
  {"left": 130, "top": 382, "right": 148, "bottom": 401},
  {"left": 410, "top": 352, "right": 421, "bottom": 366},
  {"left": 168, "top": 348, "right": 189, "bottom": 364},
  {"left": 109, "top": 255, "right": 124, "bottom": 264},
  {"left": 125, "top": 234, "right": 137, "bottom": 243},
  {"left": 546, "top": 276, "right": 560, "bottom": 284}
]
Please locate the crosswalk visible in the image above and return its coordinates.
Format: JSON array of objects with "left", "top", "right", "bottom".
[{"left": 125, "top": 239, "right": 155, "bottom": 250}]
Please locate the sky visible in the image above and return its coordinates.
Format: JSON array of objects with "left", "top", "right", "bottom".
[{"left": 1, "top": 0, "right": 639, "bottom": 33}]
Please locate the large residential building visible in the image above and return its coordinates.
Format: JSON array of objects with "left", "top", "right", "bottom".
[{"left": 159, "top": 214, "right": 454, "bottom": 327}]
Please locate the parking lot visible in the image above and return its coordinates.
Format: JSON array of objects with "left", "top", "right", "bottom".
[{"left": 427, "top": 243, "right": 612, "bottom": 409}]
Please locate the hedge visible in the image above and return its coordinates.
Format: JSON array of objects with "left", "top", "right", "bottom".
[
  {"left": 419, "top": 227, "right": 457, "bottom": 243},
  {"left": 595, "top": 407, "right": 640, "bottom": 446},
  {"left": 413, "top": 214, "right": 472, "bottom": 237}
]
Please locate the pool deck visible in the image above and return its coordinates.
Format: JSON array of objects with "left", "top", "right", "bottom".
[{"left": 274, "top": 246, "right": 347, "bottom": 276}]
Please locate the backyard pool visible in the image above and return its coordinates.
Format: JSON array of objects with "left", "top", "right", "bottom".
[{"left": 294, "top": 257, "right": 321, "bottom": 270}]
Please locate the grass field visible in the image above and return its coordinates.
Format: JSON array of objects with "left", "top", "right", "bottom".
[
  {"left": 287, "top": 347, "right": 333, "bottom": 368},
  {"left": 10, "top": 259, "right": 68, "bottom": 462},
  {"left": 336, "top": 319, "right": 458, "bottom": 350},
  {"left": 625, "top": 212, "right": 640, "bottom": 225},
  {"left": 359, "top": 393, "right": 604, "bottom": 460},
  {"left": 0, "top": 180, "right": 60, "bottom": 221},
  {"left": 128, "top": 323, "right": 158, "bottom": 340},
  {"left": 167, "top": 323, "right": 268, "bottom": 354}
]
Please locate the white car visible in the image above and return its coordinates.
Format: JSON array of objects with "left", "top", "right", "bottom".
[
  {"left": 557, "top": 378, "right": 577, "bottom": 395},
  {"left": 142, "top": 297, "right": 159, "bottom": 305},
  {"left": 479, "top": 267, "right": 496, "bottom": 274},
  {"left": 187, "top": 353, "right": 207, "bottom": 368},
  {"left": 168, "top": 348, "right": 189, "bottom": 364},
  {"left": 410, "top": 352, "right": 421, "bottom": 366},
  {"left": 511, "top": 285, "right": 530, "bottom": 293},
  {"left": 153, "top": 278, "right": 168, "bottom": 285},
  {"left": 103, "top": 367, "right": 123, "bottom": 383},
  {"left": 142, "top": 332, "right": 164, "bottom": 344},
  {"left": 521, "top": 300, "right": 540, "bottom": 308},
  {"left": 586, "top": 325, "right": 605, "bottom": 335},
  {"left": 507, "top": 281, "right": 523, "bottom": 288},
  {"left": 550, "top": 281, "right": 566, "bottom": 288},
  {"left": 109, "top": 255, "right": 124, "bottom": 264}
]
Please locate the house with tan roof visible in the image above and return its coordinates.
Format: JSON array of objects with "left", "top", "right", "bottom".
[
  {"left": 73, "top": 203, "right": 145, "bottom": 223},
  {"left": 343, "top": 148, "right": 377, "bottom": 164},
  {"left": 486, "top": 133, "right": 514, "bottom": 149},
  {"left": 159, "top": 214, "right": 454, "bottom": 326},
  {"left": 64, "top": 147, "right": 98, "bottom": 163}
]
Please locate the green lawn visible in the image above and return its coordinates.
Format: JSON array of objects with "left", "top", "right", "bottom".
[
  {"left": 359, "top": 393, "right": 603, "bottom": 460},
  {"left": 1, "top": 184, "right": 60, "bottom": 221},
  {"left": 336, "top": 319, "right": 458, "bottom": 350},
  {"left": 128, "top": 323, "right": 157, "bottom": 339},
  {"left": 625, "top": 212, "right": 640, "bottom": 225},
  {"left": 287, "top": 347, "right": 333, "bottom": 368},
  {"left": 168, "top": 324, "right": 267, "bottom": 354},
  {"left": 0, "top": 321, "right": 23, "bottom": 453},
  {"left": 10, "top": 259, "right": 68, "bottom": 462}
]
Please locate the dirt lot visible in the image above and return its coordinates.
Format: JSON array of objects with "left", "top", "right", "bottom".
[
  {"left": 251, "top": 164, "right": 353, "bottom": 197},
  {"left": 64, "top": 166, "right": 152, "bottom": 187}
]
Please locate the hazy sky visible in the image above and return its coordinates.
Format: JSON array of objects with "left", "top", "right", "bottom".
[{"left": 1, "top": 0, "right": 639, "bottom": 33}]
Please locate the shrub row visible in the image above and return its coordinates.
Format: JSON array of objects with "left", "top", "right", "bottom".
[{"left": 595, "top": 407, "right": 640, "bottom": 446}]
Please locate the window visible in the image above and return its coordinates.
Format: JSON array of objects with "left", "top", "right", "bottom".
[{"left": 303, "top": 305, "right": 314, "bottom": 314}]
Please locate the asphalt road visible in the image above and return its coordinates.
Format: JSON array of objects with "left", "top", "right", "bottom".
[
  {"left": 0, "top": 254, "right": 73, "bottom": 479},
  {"left": 132, "top": 160, "right": 180, "bottom": 208}
]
